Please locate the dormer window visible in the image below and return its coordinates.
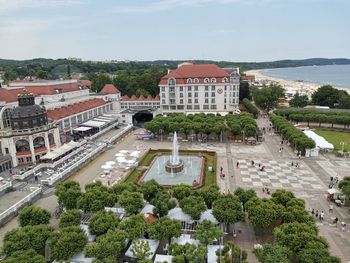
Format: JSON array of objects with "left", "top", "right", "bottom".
[
  {"left": 168, "top": 78, "right": 176, "bottom": 85},
  {"left": 193, "top": 78, "right": 199, "bottom": 84},
  {"left": 211, "top": 78, "right": 216, "bottom": 83},
  {"left": 187, "top": 78, "right": 192, "bottom": 84},
  {"left": 204, "top": 78, "right": 209, "bottom": 83},
  {"left": 223, "top": 77, "right": 228, "bottom": 83}
]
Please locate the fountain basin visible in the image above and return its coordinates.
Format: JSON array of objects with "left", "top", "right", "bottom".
[{"left": 165, "top": 159, "right": 184, "bottom": 173}]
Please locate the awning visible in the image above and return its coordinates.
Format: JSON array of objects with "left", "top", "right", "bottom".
[
  {"left": 82, "top": 120, "right": 107, "bottom": 128},
  {"left": 74, "top": 126, "right": 93, "bottom": 132}
]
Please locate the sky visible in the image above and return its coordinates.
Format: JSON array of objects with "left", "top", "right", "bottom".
[{"left": 0, "top": 0, "right": 349, "bottom": 62}]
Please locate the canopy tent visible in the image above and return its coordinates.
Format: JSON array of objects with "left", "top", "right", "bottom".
[
  {"left": 199, "top": 209, "right": 219, "bottom": 224},
  {"left": 116, "top": 157, "right": 127, "bottom": 162},
  {"left": 140, "top": 204, "right": 156, "bottom": 215},
  {"left": 115, "top": 153, "right": 125, "bottom": 157},
  {"left": 93, "top": 118, "right": 110, "bottom": 123},
  {"left": 125, "top": 239, "right": 159, "bottom": 259},
  {"left": 154, "top": 255, "right": 173, "bottom": 263},
  {"left": 41, "top": 142, "right": 77, "bottom": 160},
  {"left": 303, "top": 130, "right": 334, "bottom": 150},
  {"left": 101, "top": 164, "right": 113, "bottom": 170},
  {"left": 172, "top": 234, "right": 200, "bottom": 245},
  {"left": 81, "top": 120, "right": 107, "bottom": 128},
  {"left": 168, "top": 207, "right": 192, "bottom": 222},
  {"left": 73, "top": 126, "right": 93, "bottom": 132}
]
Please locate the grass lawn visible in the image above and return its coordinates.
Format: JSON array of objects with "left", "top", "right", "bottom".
[
  {"left": 314, "top": 129, "right": 350, "bottom": 151},
  {"left": 123, "top": 149, "right": 217, "bottom": 188}
]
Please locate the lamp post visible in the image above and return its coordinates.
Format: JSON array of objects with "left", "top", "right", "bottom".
[{"left": 340, "top": 141, "right": 347, "bottom": 152}]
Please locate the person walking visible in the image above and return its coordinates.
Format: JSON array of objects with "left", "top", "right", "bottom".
[
  {"left": 236, "top": 161, "right": 239, "bottom": 168},
  {"left": 320, "top": 211, "right": 324, "bottom": 222},
  {"left": 341, "top": 222, "right": 346, "bottom": 232},
  {"left": 251, "top": 160, "right": 255, "bottom": 166},
  {"left": 315, "top": 210, "right": 319, "bottom": 218},
  {"left": 311, "top": 208, "right": 315, "bottom": 216}
]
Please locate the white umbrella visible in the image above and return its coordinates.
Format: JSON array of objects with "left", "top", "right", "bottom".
[
  {"left": 119, "top": 150, "right": 129, "bottom": 154},
  {"left": 130, "top": 152, "right": 140, "bottom": 157},
  {"left": 116, "top": 157, "right": 127, "bottom": 163},
  {"left": 101, "top": 164, "right": 113, "bottom": 170},
  {"left": 106, "top": 161, "right": 116, "bottom": 165},
  {"left": 131, "top": 150, "right": 141, "bottom": 154},
  {"left": 126, "top": 160, "right": 135, "bottom": 164},
  {"left": 115, "top": 153, "right": 125, "bottom": 157}
]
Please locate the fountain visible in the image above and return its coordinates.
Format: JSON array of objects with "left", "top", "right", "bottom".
[{"left": 165, "top": 132, "right": 184, "bottom": 173}]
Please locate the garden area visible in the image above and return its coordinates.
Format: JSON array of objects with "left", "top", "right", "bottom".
[
  {"left": 123, "top": 149, "right": 217, "bottom": 188},
  {"left": 314, "top": 129, "right": 350, "bottom": 152}
]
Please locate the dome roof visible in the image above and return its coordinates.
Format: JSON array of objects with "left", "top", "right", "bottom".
[{"left": 12, "top": 104, "right": 46, "bottom": 119}]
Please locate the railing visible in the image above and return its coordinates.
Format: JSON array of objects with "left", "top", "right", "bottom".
[
  {"left": 0, "top": 122, "right": 57, "bottom": 137},
  {"left": 108, "top": 125, "right": 133, "bottom": 144},
  {"left": 0, "top": 181, "right": 12, "bottom": 192},
  {"left": 0, "top": 187, "right": 42, "bottom": 223}
]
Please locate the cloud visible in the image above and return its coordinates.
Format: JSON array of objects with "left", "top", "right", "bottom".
[{"left": 0, "top": 0, "right": 83, "bottom": 11}]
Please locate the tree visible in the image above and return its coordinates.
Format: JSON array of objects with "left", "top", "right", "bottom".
[
  {"left": 242, "top": 98, "right": 259, "bottom": 118},
  {"left": 35, "top": 70, "right": 48, "bottom": 79},
  {"left": 197, "top": 185, "right": 221, "bottom": 208},
  {"left": 251, "top": 83, "right": 284, "bottom": 112},
  {"left": 110, "top": 182, "right": 138, "bottom": 199},
  {"left": 169, "top": 243, "right": 207, "bottom": 263},
  {"left": 289, "top": 92, "right": 309, "bottom": 108},
  {"left": 77, "top": 182, "right": 115, "bottom": 213},
  {"left": 216, "top": 241, "right": 248, "bottom": 263},
  {"left": 311, "top": 85, "right": 343, "bottom": 108},
  {"left": 148, "top": 216, "right": 181, "bottom": 244},
  {"left": 88, "top": 210, "right": 120, "bottom": 236},
  {"left": 212, "top": 195, "right": 244, "bottom": 232},
  {"left": 130, "top": 239, "right": 153, "bottom": 261},
  {"left": 118, "top": 214, "right": 146, "bottom": 240},
  {"left": 3, "top": 249, "right": 46, "bottom": 263},
  {"left": 18, "top": 206, "right": 51, "bottom": 227},
  {"left": 234, "top": 187, "right": 257, "bottom": 207},
  {"left": 151, "top": 192, "right": 176, "bottom": 217},
  {"left": 296, "top": 247, "right": 341, "bottom": 263},
  {"left": 243, "top": 124, "right": 257, "bottom": 137},
  {"left": 339, "top": 94, "right": 350, "bottom": 109},
  {"left": 3, "top": 225, "right": 53, "bottom": 256},
  {"left": 48, "top": 226, "right": 88, "bottom": 262},
  {"left": 254, "top": 244, "right": 291, "bottom": 263},
  {"left": 271, "top": 189, "right": 295, "bottom": 207},
  {"left": 193, "top": 220, "right": 223, "bottom": 246},
  {"left": 180, "top": 196, "right": 207, "bottom": 220},
  {"left": 118, "top": 190, "right": 144, "bottom": 214},
  {"left": 140, "top": 179, "right": 163, "bottom": 202},
  {"left": 339, "top": 176, "right": 350, "bottom": 200},
  {"left": 59, "top": 209, "right": 82, "bottom": 228},
  {"left": 239, "top": 81, "right": 250, "bottom": 101},
  {"left": 172, "top": 184, "right": 193, "bottom": 201},
  {"left": 84, "top": 229, "right": 127, "bottom": 261},
  {"left": 55, "top": 180, "right": 82, "bottom": 209}
]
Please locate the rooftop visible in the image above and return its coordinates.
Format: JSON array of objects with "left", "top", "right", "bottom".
[{"left": 100, "top": 84, "right": 120, "bottom": 95}]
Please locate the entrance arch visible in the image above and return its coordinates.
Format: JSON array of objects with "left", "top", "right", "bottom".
[
  {"left": 33, "top": 136, "right": 45, "bottom": 149},
  {"left": 133, "top": 110, "right": 153, "bottom": 127},
  {"left": 16, "top": 139, "right": 30, "bottom": 152}
]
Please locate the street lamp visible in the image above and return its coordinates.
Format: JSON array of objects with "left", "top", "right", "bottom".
[{"left": 340, "top": 141, "right": 347, "bottom": 152}]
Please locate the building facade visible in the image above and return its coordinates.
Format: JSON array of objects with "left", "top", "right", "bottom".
[{"left": 159, "top": 63, "right": 240, "bottom": 114}]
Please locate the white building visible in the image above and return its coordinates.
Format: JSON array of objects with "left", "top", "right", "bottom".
[{"left": 159, "top": 63, "right": 240, "bottom": 114}]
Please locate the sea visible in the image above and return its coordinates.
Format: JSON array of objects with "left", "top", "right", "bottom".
[{"left": 261, "top": 64, "right": 350, "bottom": 88}]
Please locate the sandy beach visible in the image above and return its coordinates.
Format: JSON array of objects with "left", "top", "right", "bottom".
[{"left": 246, "top": 69, "right": 349, "bottom": 98}]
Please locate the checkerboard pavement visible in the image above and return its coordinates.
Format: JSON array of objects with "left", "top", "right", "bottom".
[{"left": 238, "top": 160, "right": 324, "bottom": 190}]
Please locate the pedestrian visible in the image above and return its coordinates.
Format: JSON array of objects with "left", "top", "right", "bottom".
[
  {"left": 341, "top": 222, "right": 346, "bottom": 232},
  {"left": 295, "top": 162, "right": 298, "bottom": 168},
  {"left": 320, "top": 211, "right": 324, "bottom": 221},
  {"left": 298, "top": 153, "right": 301, "bottom": 159},
  {"left": 330, "top": 176, "right": 333, "bottom": 182},
  {"left": 335, "top": 176, "right": 339, "bottom": 183},
  {"left": 251, "top": 160, "right": 255, "bottom": 166},
  {"left": 262, "top": 187, "right": 265, "bottom": 193},
  {"left": 329, "top": 204, "right": 333, "bottom": 213},
  {"left": 258, "top": 163, "right": 261, "bottom": 168},
  {"left": 220, "top": 166, "right": 223, "bottom": 174},
  {"left": 315, "top": 210, "right": 319, "bottom": 218},
  {"left": 311, "top": 208, "right": 315, "bottom": 215},
  {"left": 334, "top": 217, "right": 338, "bottom": 226},
  {"left": 34, "top": 174, "right": 38, "bottom": 182},
  {"left": 291, "top": 161, "right": 294, "bottom": 167},
  {"left": 236, "top": 161, "right": 239, "bottom": 168}
]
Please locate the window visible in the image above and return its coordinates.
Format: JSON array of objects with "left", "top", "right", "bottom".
[
  {"left": 205, "top": 92, "right": 208, "bottom": 97},
  {"left": 162, "top": 93, "right": 166, "bottom": 98},
  {"left": 194, "top": 105, "right": 200, "bottom": 110},
  {"left": 188, "top": 93, "right": 192, "bottom": 97},
  {"left": 211, "top": 98, "right": 215, "bottom": 103},
  {"left": 194, "top": 78, "right": 199, "bottom": 84},
  {"left": 170, "top": 99, "right": 176, "bottom": 104},
  {"left": 64, "top": 119, "right": 70, "bottom": 128},
  {"left": 187, "top": 105, "right": 192, "bottom": 109},
  {"left": 211, "top": 78, "right": 216, "bottom": 83},
  {"left": 188, "top": 99, "right": 192, "bottom": 103},
  {"left": 211, "top": 85, "right": 215, "bottom": 91},
  {"left": 163, "top": 106, "right": 169, "bottom": 110},
  {"left": 187, "top": 78, "right": 192, "bottom": 84},
  {"left": 224, "top": 98, "right": 227, "bottom": 103},
  {"left": 203, "top": 105, "right": 209, "bottom": 110},
  {"left": 194, "top": 86, "right": 198, "bottom": 91},
  {"left": 177, "top": 105, "right": 184, "bottom": 110},
  {"left": 204, "top": 78, "right": 209, "bottom": 83},
  {"left": 5, "top": 148, "right": 9, "bottom": 154},
  {"left": 223, "top": 77, "right": 228, "bottom": 83},
  {"left": 188, "top": 86, "right": 192, "bottom": 91},
  {"left": 162, "top": 87, "right": 165, "bottom": 92},
  {"left": 205, "top": 98, "right": 208, "bottom": 103},
  {"left": 211, "top": 105, "right": 217, "bottom": 109},
  {"left": 71, "top": 117, "right": 77, "bottom": 125},
  {"left": 224, "top": 85, "right": 227, "bottom": 91},
  {"left": 212, "top": 92, "right": 215, "bottom": 97},
  {"left": 205, "top": 86, "right": 209, "bottom": 91},
  {"left": 179, "top": 86, "right": 183, "bottom": 91},
  {"left": 180, "top": 99, "right": 183, "bottom": 104},
  {"left": 224, "top": 105, "right": 227, "bottom": 109},
  {"left": 180, "top": 93, "right": 183, "bottom": 98},
  {"left": 169, "top": 87, "right": 175, "bottom": 92},
  {"left": 169, "top": 78, "right": 176, "bottom": 85},
  {"left": 194, "top": 92, "right": 198, "bottom": 97},
  {"left": 194, "top": 99, "right": 198, "bottom": 103},
  {"left": 162, "top": 99, "right": 166, "bottom": 104}
]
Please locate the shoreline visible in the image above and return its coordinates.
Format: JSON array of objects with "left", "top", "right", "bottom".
[{"left": 246, "top": 69, "right": 350, "bottom": 97}]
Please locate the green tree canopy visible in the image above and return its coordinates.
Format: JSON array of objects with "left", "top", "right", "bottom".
[
  {"left": 234, "top": 187, "right": 257, "bottom": 207},
  {"left": 148, "top": 216, "right": 181, "bottom": 243},
  {"left": 110, "top": 182, "right": 138, "bottom": 199},
  {"left": 271, "top": 189, "right": 295, "bottom": 207},
  {"left": 118, "top": 190, "right": 144, "bottom": 214},
  {"left": 193, "top": 220, "right": 223, "bottom": 246},
  {"left": 18, "top": 206, "right": 51, "bottom": 227},
  {"left": 55, "top": 180, "right": 82, "bottom": 209},
  {"left": 3, "top": 249, "right": 46, "bottom": 263},
  {"left": 311, "top": 85, "right": 343, "bottom": 108},
  {"left": 48, "top": 226, "right": 88, "bottom": 262},
  {"left": 169, "top": 243, "right": 207, "bottom": 263},
  {"left": 130, "top": 239, "right": 153, "bottom": 260},
  {"left": 172, "top": 184, "right": 193, "bottom": 201},
  {"left": 197, "top": 185, "right": 221, "bottom": 209},
  {"left": 59, "top": 209, "right": 82, "bottom": 228},
  {"left": 251, "top": 83, "right": 284, "bottom": 112},
  {"left": 3, "top": 225, "right": 53, "bottom": 256},
  {"left": 140, "top": 179, "right": 163, "bottom": 202},
  {"left": 88, "top": 210, "right": 120, "bottom": 236},
  {"left": 118, "top": 214, "right": 146, "bottom": 240},
  {"left": 254, "top": 244, "right": 291, "bottom": 263},
  {"left": 180, "top": 196, "right": 207, "bottom": 220},
  {"left": 289, "top": 92, "right": 309, "bottom": 108},
  {"left": 150, "top": 191, "right": 177, "bottom": 217},
  {"left": 216, "top": 241, "right": 248, "bottom": 263},
  {"left": 84, "top": 229, "right": 127, "bottom": 261},
  {"left": 296, "top": 247, "right": 341, "bottom": 263}
]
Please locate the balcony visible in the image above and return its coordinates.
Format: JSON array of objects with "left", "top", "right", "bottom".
[{"left": 0, "top": 122, "right": 57, "bottom": 137}]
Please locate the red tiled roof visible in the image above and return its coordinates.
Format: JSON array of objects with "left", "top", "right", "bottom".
[
  {"left": 120, "top": 95, "right": 160, "bottom": 102},
  {"left": 242, "top": 75, "right": 255, "bottom": 81},
  {"left": 130, "top": 95, "right": 138, "bottom": 101},
  {"left": 121, "top": 95, "right": 130, "bottom": 101},
  {"left": 100, "top": 84, "right": 120, "bottom": 95},
  {"left": 79, "top": 80, "right": 92, "bottom": 87},
  {"left": 146, "top": 95, "right": 153, "bottom": 101},
  {"left": 47, "top": 99, "right": 106, "bottom": 120},
  {"left": 154, "top": 95, "right": 160, "bottom": 101},
  {"left": 0, "top": 88, "right": 17, "bottom": 102},
  {"left": 139, "top": 95, "right": 145, "bottom": 101},
  {"left": 159, "top": 64, "right": 230, "bottom": 85}
]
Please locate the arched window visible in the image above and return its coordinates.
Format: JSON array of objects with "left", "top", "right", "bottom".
[
  {"left": 193, "top": 78, "right": 199, "bottom": 84},
  {"left": 223, "top": 77, "right": 228, "bottom": 83},
  {"left": 48, "top": 133, "right": 55, "bottom": 145},
  {"left": 16, "top": 140, "right": 30, "bottom": 152},
  {"left": 168, "top": 78, "right": 176, "bottom": 85},
  {"left": 33, "top": 136, "right": 45, "bottom": 149},
  {"left": 204, "top": 78, "right": 209, "bottom": 83},
  {"left": 211, "top": 78, "right": 216, "bottom": 83},
  {"left": 2, "top": 108, "right": 13, "bottom": 128},
  {"left": 187, "top": 78, "right": 192, "bottom": 84}
]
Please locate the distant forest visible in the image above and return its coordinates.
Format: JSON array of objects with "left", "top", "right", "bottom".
[{"left": 1, "top": 57, "right": 349, "bottom": 96}]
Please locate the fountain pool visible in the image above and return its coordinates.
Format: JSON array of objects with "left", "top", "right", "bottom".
[{"left": 142, "top": 155, "right": 204, "bottom": 186}]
